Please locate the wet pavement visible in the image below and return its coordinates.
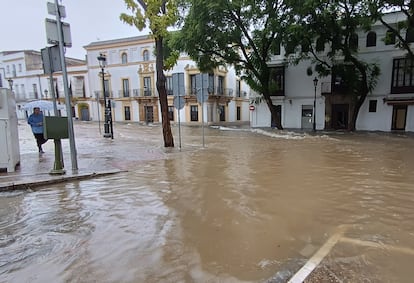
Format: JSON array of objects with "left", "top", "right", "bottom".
[
  {"left": 0, "top": 121, "right": 162, "bottom": 190},
  {"left": 1, "top": 121, "right": 414, "bottom": 283}
]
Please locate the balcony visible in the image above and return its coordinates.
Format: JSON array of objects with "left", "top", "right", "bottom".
[
  {"left": 94, "top": 90, "right": 113, "bottom": 99},
  {"left": 132, "top": 88, "right": 157, "bottom": 97},
  {"left": 118, "top": 89, "right": 132, "bottom": 97},
  {"left": 186, "top": 87, "right": 235, "bottom": 97}
]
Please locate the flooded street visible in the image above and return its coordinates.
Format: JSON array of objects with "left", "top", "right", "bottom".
[{"left": 1, "top": 123, "right": 414, "bottom": 282}]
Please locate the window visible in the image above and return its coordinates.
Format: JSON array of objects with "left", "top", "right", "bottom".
[
  {"left": 274, "top": 42, "right": 281, "bottom": 55},
  {"left": 237, "top": 106, "right": 241, "bottom": 120},
  {"left": 217, "top": 76, "right": 224, "bottom": 95},
  {"left": 168, "top": 106, "right": 174, "bottom": 121},
  {"left": 121, "top": 53, "right": 128, "bottom": 64},
  {"left": 366, "top": 31, "right": 376, "bottom": 47},
  {"left": 143, "top": 77, "right": 152, "bottom": 96},
  {"left": 143, "top": 50, "right": 149, "bottom": 61},
  {"left": 104, "top": 79, "right": 110, "bottom": 97},
  {"left": 190, "top": 105, "right": 198, "bottom": 121},
  {"left": 349, "top": 33, "right": 359, "bottom": 50},
  {"left": 269, "top": 66, "right": 285, "bottom": 96},
  {"left": 385, "top": 30, "right": 396, "bottom": 45},
  {"left": 124, "top": 106, "right": 131, "bottom": 120},
  {"left": 369, "top": 100, "right": 377, "bottom": 112},
  {"left": 122, "top": 79, "right": 130, "bottom": 97},
  {"left": 0, "top": 74, "right": 2, "bottom": 87},
  {"left": 316, "top": 37, "right": 325, "bottom": 52},
  {"left": 391, "top": 58, "right": 414, "bottom": 94},
  {"left": 33, "top": 84, "right": 38, "bottom": 99},
  {"left": 236, "top": 80, "right": 241, "bottom": 97},
  {"left": 12, "top": 65, "right": 16, "bottom": 76},
  {"left": 406, "top": 27, "right": 414, "bottom": 43},
  {"left": 18, "top": 64, "right": 22, "bottom": 72},
  {"left": 208, "top": 73, "right": 214, "bottom": 93},
  {"left": 190, "top": 74, "right": 197, "bottom": 94},
  {"left": 6, "top": 66, "right": 9, "bottom": 74}
]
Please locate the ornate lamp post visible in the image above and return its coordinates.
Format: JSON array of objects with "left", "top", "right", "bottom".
[
  {"left": 97, "top": 53, "right": 113, "bottom": 139},
  {"left": 44, "top": 89, "right": 48, "bottom": 99},
  {"left": 313, "top": 77, "right": 318, "bottom": 132}
]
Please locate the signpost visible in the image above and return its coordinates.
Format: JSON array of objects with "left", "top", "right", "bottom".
[
  {"left": 195, "top": 74, "right": 209, "bottom": 148},
  {"left": 172, "top": 73, "right": 185, "bottom": 149},
  {"left": 44, "top": 1, "right": 78, "bottom": 171}
]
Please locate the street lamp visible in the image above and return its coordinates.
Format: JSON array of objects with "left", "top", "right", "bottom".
[
  {"left": 97, "top": 53, "right": 113, "bottom": 139},
  {"left": 313, "top": 77, "right": 318, "bottom": 132},
  {"left": 44, "top": 89, "right": 48, "bottom": 99},
  {"left": 7, "top": 78, "right": 13, "bottom": 91}
]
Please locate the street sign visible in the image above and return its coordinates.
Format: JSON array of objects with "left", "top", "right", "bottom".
[
  {"left": 195, "top": 73, "right": 209, "bottom": 103},
  {"left": 249, "top": 105, "right": 255, "bottom": 111},
  {"left": 41, "top": 45, "right": 62, "bottom": 74},
  {"left": 172, "top": 73, "right": 185, "bottom": 97},
  {"left": 45, "top": 18, "right": 72, "bottom": 47},
  {"left": 173, "top": 96, "right": 185, "bottom": 110},
  {"left": 47, "top": 2, "right": 66, "bottom": 18}
]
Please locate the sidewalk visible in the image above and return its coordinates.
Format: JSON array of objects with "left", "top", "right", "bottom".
[{"left": 0, "top": 121, "right": 164, "bottom": 191}]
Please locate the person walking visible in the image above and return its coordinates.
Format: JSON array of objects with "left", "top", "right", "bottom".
[{"left": 28, "top": 107, "right": 48, "bottom": 153}]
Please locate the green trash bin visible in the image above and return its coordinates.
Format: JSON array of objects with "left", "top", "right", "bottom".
[{"left": 44, "top": 116, "right": 69, "bottom": 175}]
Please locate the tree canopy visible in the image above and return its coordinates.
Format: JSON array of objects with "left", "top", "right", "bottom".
[{"left": 174, "top": 0, "right": 294, "bottom": 129}]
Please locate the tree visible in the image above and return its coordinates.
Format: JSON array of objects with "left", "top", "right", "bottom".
[
  {"left": 121, "top": 0, "right": 179, "bottom": 147},
  {"left": 370, "top": 0, "right": 414, "bottom": 58},
  {"left": 173, "top": 0, "right": 294, "bottom": 129},
  {"left": 286, "top": 0, "right": 380, "bottom": 131}
]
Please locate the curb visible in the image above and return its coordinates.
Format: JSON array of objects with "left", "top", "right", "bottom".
[{"left": 0, "top": 169, "right": 125, "bottom": 191}]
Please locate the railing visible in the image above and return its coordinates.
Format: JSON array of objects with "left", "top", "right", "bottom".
[
  {"left": 118, "top": 89, "right": 132, "bottom": 97},
  {"left": 132, "top": 88, "right": 157, "bottom": 97},
  {"left": 93, "top": 88, "right": 246, "bottom": 99},
  {"left": 94, "top": 90, "right": 113, "bottom": 99},
  {"left": 186, "top": 87, "right": 235, "bottom": 97},
  {"left": 235, "top": 90, "right": 247, "bottom": 97}
]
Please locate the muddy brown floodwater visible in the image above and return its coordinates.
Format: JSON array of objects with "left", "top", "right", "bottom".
[{"left": 1, "top": 123, "right": 414, "bottom": 283}]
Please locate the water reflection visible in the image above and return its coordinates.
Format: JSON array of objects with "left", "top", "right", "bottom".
[{"left": 1, "top": 126, "right": 414, "bottom": 282}]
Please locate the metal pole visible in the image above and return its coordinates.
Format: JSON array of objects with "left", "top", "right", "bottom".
[
  {"left": 313, "top": 84, "right": 316, "bottom": 132},
  {"left": 178, "top": 95, "right": 182, "bottom": 150},
  {"left": 96, "top": 92, "right": 101, "bottom": 134},
  {"left": 201, "top": 91, "right": 205, "bottom": 148},
  {"left": 102, "top": 67, "right": 111, "bottom": 138},
  {"left": 55, "top": 0, "right": 78, "bottom": 170},
  {"left": 109, "top": 99, "right": 114, "bottom": 139}
]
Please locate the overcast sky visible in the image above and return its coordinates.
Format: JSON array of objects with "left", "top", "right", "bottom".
[{"left": 1, "top": 0, "right": 148, "bottom": 60}]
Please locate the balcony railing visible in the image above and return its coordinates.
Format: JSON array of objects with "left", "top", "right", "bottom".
[
  {"left": 186, "top": 87, "right": 235, "bottom": 97},
  {"left": 118, "top": 89, "right": 132, "bottom": 97},
  {"left": 132, "top": 88, "right": 157, "bottom": 97},
  {"left": 94, "top": 87, "right": 246, "bottom": 99},
  {"left": 94, "top": 90, "right": 113, "bottom": 99}
]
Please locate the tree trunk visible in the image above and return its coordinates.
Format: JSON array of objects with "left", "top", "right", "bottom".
[
  {"left": 263, "top": 94, "right": 283, "bottom": 130},
  {"left": 155, "top": 37, "right": 174, "bottom": 147},
  {"left": 348, "top": 92, "right": 367, "bottom": 131}
]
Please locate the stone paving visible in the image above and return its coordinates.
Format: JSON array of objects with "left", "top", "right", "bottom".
[{"left": 0, "top": 120, "right": 163, "bottom": 191}]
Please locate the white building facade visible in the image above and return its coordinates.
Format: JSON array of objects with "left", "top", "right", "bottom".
[
  {"left": 0, "top": 50, "right": 88, "bottom": 119},
  {"left": 84, "top": 35, "right": 251, "bottom": 125},
  {"left": 251, "top": 12, "right": 414, "bottom": 132}
]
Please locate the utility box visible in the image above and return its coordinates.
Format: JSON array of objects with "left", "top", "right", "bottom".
[
  {"left": 0, "top": 88, "right": 20, "bottom": 172},
  {"left": 44, "top": 116, "right": 69, "bottom": 139}
]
